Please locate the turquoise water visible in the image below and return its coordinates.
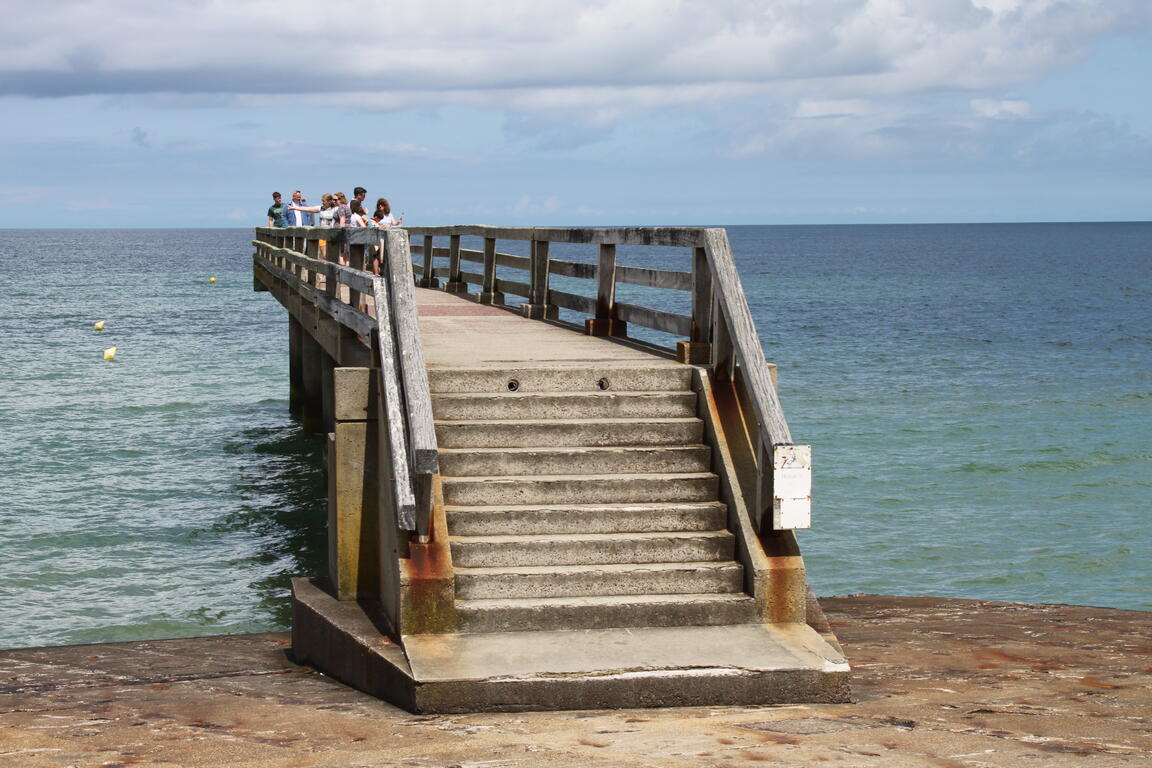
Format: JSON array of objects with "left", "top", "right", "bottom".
[{"left": 0, "top": 225, "right": 1148, "bottom": 649}]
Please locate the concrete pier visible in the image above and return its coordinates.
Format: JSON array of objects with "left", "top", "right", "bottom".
[{"left": 1, "top": 596, "right": 1147, "bottom": 767}]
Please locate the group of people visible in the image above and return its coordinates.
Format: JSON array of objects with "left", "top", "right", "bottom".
[{"left": 266, "top": 187, "right": 403, "bottom": 229}]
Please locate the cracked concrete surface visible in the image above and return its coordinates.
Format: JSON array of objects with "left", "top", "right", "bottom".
[{"left": 1, "top": 595, "right": 1148, "bottom": 767}]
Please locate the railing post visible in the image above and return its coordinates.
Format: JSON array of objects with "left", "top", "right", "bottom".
[
  {"left": 418, "top": 234, "right": 439, "bottom": 288},
  {"left": 348, "top": 242, "right": 366, "bottom": 310},
  {"left": 323, "top": 233, "right": 338, "bottom": 301},
  {"left": 478, "top": 236, "right": 503, "bottom": 305},
  {"left": 304, "top": 237, "right": 321, "bottom": 288},
  {"left": 678, "top": 245, "right": 713, "bottom": 364},
  {"left": 711, "top": 294, "right": 734, "bottom": 382},
  {"left": 520, "top": 239, "right": 558, "bottom": 319},
  {"left": 586, "top": 243, "right": 626, "bottom": 336},
  {"left": 444, "top": 234, "right": 467, "bottom": 293}
]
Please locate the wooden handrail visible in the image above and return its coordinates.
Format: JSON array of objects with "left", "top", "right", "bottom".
[
  {"left": 254, "top": 226, "right": 440, "bottom": 539},
  {"left": 377, "top": 228, "right": 440, "bottom": 540}
]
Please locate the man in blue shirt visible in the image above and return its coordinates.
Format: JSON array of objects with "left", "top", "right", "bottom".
[{"left": 284, "top": 190, "right": 315, "bottom": 226}]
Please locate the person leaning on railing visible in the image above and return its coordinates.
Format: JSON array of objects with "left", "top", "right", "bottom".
[
  {"left": 286, "top": 193, "right": 337, "bottom": 226},
  {"left": 372, "top": 198, "right": 404, "bottom": 228},
  {"left": 284, "top": 193, "right": 340, "bottom": 257}
]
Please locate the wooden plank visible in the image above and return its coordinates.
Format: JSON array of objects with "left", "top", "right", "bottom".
[
  {"left": 482, "top": 238, "right": 497, "bottom": 294},
  {"left": 371, "top": 281, "right": 417, "bottom": 531},
  {"left": 548, "top": 289, "right": 597, "bottom": 314},
  {"left": 692, "top": 246, "right": 713, "bottom": 343},
  {"left": 304, "top": 238, "right": 321, "bottom": 287},
  {"left": 255, "top": 253, "right": 376, "bottom": 337},
  {"left": 403, "top": 225, "right": 706, "bottom": 248},
  {"left": 381, "top": 229, "right": 440, "bottom": 538},
  {"left": 259, "top": 225, "right": 346, "bottom": 242},
  {"left": 348, "top": 244, "right": 366, "bottom": 309},
  {"left": 495, "top": 251, "right": 530, "bottom": 271},
  {"left": 614, "top": 302, "right": 692, "bottom": 337},
  {"left": 596, "top": 244, "right": 617, "bottom": 318},
  {"left": 702, "top": 227, "right": 792, "bottom": 445},
  {"left": 458, "top": 270, "right": 485, "bottom": 285},
  {"left": 711, "top": 290, "right": 734, "bottom": 380},
  {"left": 494, "top": 278, "right": 532, "bottom": 297},
  {"left": 381, "top": 229, "right": 439, "bottom": 479},
  {"left": 253, "top": 240, "right": 375, "bottom": 295},
  {"left": 448, "top": 235, "right": 462, "bottom": 283},
  {"left": 615, "top": 265, "right": 692, "bottom": 291},
  {"left": 455, "top": 247, "right": 530, "bottom": 271},
  {"left": 423, "top": 235, "right": 434, "bottom": 278},
  {"left": 345, "top": 228, "right": 379, "bottom": 246},
  {"left": 529, "top": 240, "right": 550, "bottom": 304},
  {"left": 549, "top": 260, "right": 597, "bottom": 280}
]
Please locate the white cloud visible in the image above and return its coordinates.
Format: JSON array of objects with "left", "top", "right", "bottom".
[
  {"left": 795, "top": 99, "right": 873, "bottom": 119},
  {"left": 971, "top": 98, "right": 1031, "bottom": 118},
  {"left": 3, "top": 0, "right": 1148, "bottom": 107}
]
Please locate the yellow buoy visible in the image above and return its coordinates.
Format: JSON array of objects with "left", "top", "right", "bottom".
[
  {"left": 209, "top": 276, "right": 216, "bottom": 284},
  {"left": 103, "top": 347, "right": 117, "bottom": 361},
  {"left": 93, "top": 320, "right": 106, "bottom": 331}
]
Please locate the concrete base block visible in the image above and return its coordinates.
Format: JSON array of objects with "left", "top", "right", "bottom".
[
  {"left": 443, "top": 280, "right": 469, "bottom": 294},
  {"left": 677, "top": 341, "right": 712, "bottom": 365},
  {"left": 519, "top": 303, "right": 559, "bottom": 320},
  {"left": 585, "top": 318, "right": 627, "bottom": 337},
  {"left": 417, "top": 277, "right": 441, "bottom": 289},
  {"left": 477, "top": 291, "right": 505, "bottom": 306},
  {"left": 290, "top": 578, "right": 415, "bottom": 710},
  {"left": 291, "top": 578, "right": 850, "bottom": 714}
]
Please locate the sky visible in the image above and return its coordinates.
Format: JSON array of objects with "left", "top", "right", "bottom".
[{"left": 1, "top": 0, "right": 1150, "bottom": 227}]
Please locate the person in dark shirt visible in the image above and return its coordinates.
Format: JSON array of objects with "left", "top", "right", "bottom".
[{"left": 267, "top": 192, "right": 286, "bottom": 227}]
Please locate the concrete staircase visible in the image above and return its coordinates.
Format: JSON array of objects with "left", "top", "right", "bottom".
[
  {"left": 294, "top": 360, "right": 850, "bottom": 712},
  {"left": 430, "top": 363, "right": 760, "bottom": 634}
]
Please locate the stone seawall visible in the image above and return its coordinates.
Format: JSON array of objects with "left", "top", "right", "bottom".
[{"left": 1, "top": 595, "right": 1147, "bottom": 767}]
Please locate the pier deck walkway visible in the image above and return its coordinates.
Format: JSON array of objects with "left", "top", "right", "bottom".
[{"left": 415, "top": 285, "right": 681, "bottom": 367}]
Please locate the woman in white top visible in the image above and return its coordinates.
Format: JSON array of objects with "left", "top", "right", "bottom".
[{"left": 372, "top": 198, "right": 404, "bottom": 227}]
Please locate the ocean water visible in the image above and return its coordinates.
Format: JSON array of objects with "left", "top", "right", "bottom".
[{"left": 0, "top": 224, "right": 1148, "bottom": 649}]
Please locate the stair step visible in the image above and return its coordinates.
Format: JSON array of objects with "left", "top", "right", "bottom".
[
  {"left": 431, "top": 391, "right": 698, "bottom": 420},
  {"left": 442, "top": 472, "right": 718, "bottom": 506},
  {"left": 450, "top": 531, "right": 735, "bottom": 568},
  {"left": 439, "top": 445, "right": 711, "bottom": 477},
  {"left": 456, "top": 593, "right": 759, "bottom": 632},
  {"left": 454, "top": 561, "right": 744, "bottom": 599},
  {"left": 445, "top": 501, "right": 729, "bottom": 536},
  {"left": 427, "top": 365, "right": 692, "bottom": 394},
  {"left": 399, "top": 623, "right": 851, "bottom": 711},
  {"left": 435, "top": 418, "right": 703, "bottom": 448}
]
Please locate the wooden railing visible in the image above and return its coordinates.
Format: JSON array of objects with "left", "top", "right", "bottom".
[
  {"left": 252, "top": 226, "right": 439, "bottom": 539},
  {"left": 405, "top": 225, "right": 812, "bottom": 531}
]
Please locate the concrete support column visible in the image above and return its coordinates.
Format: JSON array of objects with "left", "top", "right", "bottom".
[
  {"left": 327, "top": 367, "right": 381, "bottom": 600},
  {"left": 300, "top": 329, "right": 325, "bottom": 434},
  {"left": 288, "top": 316, "right": 304, "bottom": 418},
  {"left": 320, "top": 352, "right": 336, "bottom": 437}
]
